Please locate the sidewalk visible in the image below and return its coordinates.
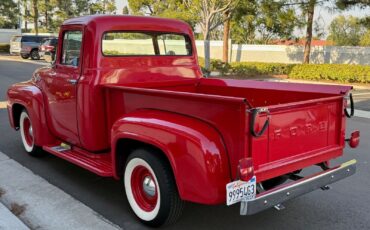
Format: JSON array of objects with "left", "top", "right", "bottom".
[{"left": 0, "top": 152, "right": 122, "bottom": 230}]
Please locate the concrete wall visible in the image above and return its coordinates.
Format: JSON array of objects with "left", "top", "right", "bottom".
[
  {"left": 0, "top": 29, "right": 21, "bottom": 44},
  {"left": 196, "top": 40, "right": 370, "bottom": 65}
]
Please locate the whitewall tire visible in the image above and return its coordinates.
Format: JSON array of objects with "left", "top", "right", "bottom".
[
  {"left": 19, "top": 110, "right": 43, "bottom": 157},
  {"left": 124, "top": 148, "right": 184, "bottom": 227}
]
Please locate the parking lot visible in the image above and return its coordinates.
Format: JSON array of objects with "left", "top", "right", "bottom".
[{"left": 0, "top": 54, "right": 369, "bottom": 229}]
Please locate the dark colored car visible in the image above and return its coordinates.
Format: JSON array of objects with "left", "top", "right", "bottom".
[
  {"left": 39, "top": 38, "right": 58, "bottom": 62},
  {"left": 10, "top": 35, "right": 54, "bottom": 60}
]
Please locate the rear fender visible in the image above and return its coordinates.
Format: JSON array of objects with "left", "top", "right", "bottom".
[
  {"left": 7, "top": 81, "right": 56, "bottom": 146},
  {"left": 111, "top": 110, "right": 231, "bottom": 205}
]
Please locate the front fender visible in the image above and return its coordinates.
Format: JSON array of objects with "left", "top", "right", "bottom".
[
  {"left": 7, "top": 81, "right": 55, "bottom": 146},
  {"left": 111, "top": 110, "right": 231, "bottom": 205}
]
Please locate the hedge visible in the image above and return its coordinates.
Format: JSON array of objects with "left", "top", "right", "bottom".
[
  {"left": 0, "top": 44, "right": 10, "bottom": 53},
  {"left": 229, "top": 62, "right": 295, "bottom": 76},
  {"left": 198, "top": 57, "right": 294, "bottom": 75},
  {"left": 288, "top": 64, "right": 370, "bottom": 84},
  {"left": 198, "top": 57, "right": 370, "bottom": 84}
]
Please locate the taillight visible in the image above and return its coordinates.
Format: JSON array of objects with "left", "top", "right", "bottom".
[
  {"left": 347, "top": 130, "right": 360, "bottom": 148},
  {"left": 45, "top": 45, "right": 54, "bottom": 51},
  {"left": 238, "top": 158, "right": 254, "bottom": 181}
]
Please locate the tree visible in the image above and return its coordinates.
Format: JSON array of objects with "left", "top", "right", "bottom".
[
  {"left": 327, "top": 15, "right": 366, "bottom": 46},
  {"left": 302, "top": 0, "right": 316, "bottom": 64},
  {"left": 122, "top": 5, "right": 129, "bottom": 14},
  {"left": 0, "top": 0, "right": 19, "bottom": 28},
  {"left": 336, "top": 0, "right": 370, "bottom": 28},
  {"left": 90, "top": 0, "right": 116, "bottom": 14},
  {"left": 184, "top": 0, "right": 235, "bottom": 70},
  {"left": 336, "top": 0, "right": 370, "bottom": 8},
  {"left": 256, "top": 1, "right": 299, "bottom": 43},
  {"left": 32, "top": 0, "right": 39, "bottom": 34},
  {"left": 230, "top": 0, "right": 257, "bottom": 44},
  {"left": 128, "top": 0, "right": 198, "bottom": 28},
  {"left": 360, "top": 29, "right": 370, "bottom": 46},
  {"left": 230, "top": 0, "right": 299, "bottom": 44},
  {"left": 75, "top": 0, "right": 90, "bottom": 15},
  {"left": 222, "top": 10, "right": 231, "bottom": 62}
]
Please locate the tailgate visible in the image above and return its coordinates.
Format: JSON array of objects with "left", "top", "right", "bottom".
[
  {"left": 10, "top": 41, "right": 21, "bottom": 51},
  {"left": 251, "top": 96, "right": 346, "bottom": 181}
]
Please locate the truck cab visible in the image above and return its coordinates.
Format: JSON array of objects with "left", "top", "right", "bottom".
[{"left": 7, "top": 15, "right": 359, "bottom": 227}]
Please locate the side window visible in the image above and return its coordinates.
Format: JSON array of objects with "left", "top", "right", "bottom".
[
  {"left": 22, "top": 36, "right": 31, "bottom": 42},
  {"left": 61, "top": 31, "right": 82, "bottom": 67}
]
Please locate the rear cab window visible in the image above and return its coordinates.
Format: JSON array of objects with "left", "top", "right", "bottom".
[{"left": 102, "top": 31, "right": 192, "bottom": 56}]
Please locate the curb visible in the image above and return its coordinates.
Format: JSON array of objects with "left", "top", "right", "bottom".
[
  {"left": 0, "top": 202, "right": 29, "bottom": 230},
  {"left": 0, "top": 152, "right": 122, "bottom": 230}
]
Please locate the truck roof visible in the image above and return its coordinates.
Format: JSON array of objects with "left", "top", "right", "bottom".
[{"left": 62, "top": 15, "right": 193, "bottom": 35}]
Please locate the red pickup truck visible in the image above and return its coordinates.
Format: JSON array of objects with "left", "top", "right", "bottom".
[{"left": 7, "top": 15, "right": 360, "bottom": 227}]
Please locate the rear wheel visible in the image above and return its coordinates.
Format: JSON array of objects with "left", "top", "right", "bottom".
[
  {"left": 124, "top": 148, "right": 184, "bottom": 227},
  {"left": 19, "top": 110, "right": 43, "bottom": 157},
  {"left": 30, "top": 49, "right": 40, "bottom": 60},
  {"left": 21, "top": 54, "right": 29, "bottom": 59}
]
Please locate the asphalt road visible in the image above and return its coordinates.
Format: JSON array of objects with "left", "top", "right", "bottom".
[{"left": 0, "top": 57, "right": 369, "bottom": 230}]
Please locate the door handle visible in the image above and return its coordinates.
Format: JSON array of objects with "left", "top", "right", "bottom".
[{"left": 68, "top": 79, "right": 78, "bottom": 85}]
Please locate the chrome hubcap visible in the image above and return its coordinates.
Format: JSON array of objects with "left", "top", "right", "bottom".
[
  {"left": 142, "top": 176, "right": 156, "bottom": 197},
  {"left": 29, "top": 127, "right": 33, "bottom": 137}
]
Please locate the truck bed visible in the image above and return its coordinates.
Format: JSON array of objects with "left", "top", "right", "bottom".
[{"left": 104, "top": 78, "right": 351, "bottom": 181}]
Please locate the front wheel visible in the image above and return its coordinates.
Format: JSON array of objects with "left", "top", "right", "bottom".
[
  {"left": 124, "top": 149, "right": 184, "bottom": 227},
  {"left": 19, "top": 110, "right": 44, "bottom": 157}
]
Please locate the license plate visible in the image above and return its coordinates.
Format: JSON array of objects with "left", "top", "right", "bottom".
[{"left": 226, "top": 176, "right": 256, "bottom": 206}]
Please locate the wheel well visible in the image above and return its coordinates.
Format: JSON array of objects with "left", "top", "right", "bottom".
[
  {"left": 12, "top": 103, "right": 25, "bottom": 129},
  {"left": 31, "top": 48, "right": 39, "bottom": 52},
  {"left": 115, "top": 139, "right": 173, "bottom": 179}
]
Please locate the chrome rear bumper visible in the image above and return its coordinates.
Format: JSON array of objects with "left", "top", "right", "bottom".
[{"left": 240, "top": 159, "right": 357, "bottom": 215}]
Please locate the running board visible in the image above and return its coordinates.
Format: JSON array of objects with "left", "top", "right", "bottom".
[{"left": 43, "top": 146, "right": 114, "bottom": 177}]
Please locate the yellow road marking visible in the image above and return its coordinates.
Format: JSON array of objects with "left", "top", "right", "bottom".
[{"left": 0, "top": 101, "right": 7, "bottom": 109}]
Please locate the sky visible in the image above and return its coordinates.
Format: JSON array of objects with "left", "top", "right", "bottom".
[{"left": 114, "top": 0, "right": 369, "bottom": 38}]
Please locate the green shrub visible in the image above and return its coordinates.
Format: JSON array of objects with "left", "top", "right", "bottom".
[
  {"left": 198, "top": 57, "right": 369, "bottom": 84},
  {"left": 0, "top": 44, "right": 10, "bottom": 53},
  {"left": 288, "top": 64, "right": 370, "bottom": 84},
  {"left": 230, "top": 62, "right": 296, "bottom": 76}
]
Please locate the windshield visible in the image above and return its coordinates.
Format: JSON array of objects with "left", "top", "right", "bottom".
[{"left": 102, "top": 31, "right": 192, "bottom": 56}]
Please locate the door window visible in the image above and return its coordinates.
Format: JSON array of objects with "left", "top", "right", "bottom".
[{"left": 61, "top": 31, "right": 82, "bottom": 67}]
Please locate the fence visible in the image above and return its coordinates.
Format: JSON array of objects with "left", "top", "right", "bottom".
[{"left": 196, "top": 40, "right": 370, "bottom": 65}]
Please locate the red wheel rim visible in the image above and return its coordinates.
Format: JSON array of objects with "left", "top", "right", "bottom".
[
  {"left": 23, "top": 117, "right": 34, "bottom": 147},
  {"left": 131, "top": 166, "right": 158, "bottom": 212}
]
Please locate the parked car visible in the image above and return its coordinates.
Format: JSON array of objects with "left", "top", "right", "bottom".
[
  {"left": 10, "top": 35, "right": 53, "bottom": 60},
  {"left": 6, "top": 15, "right": 360, "bottom": 227},
  {"left": 39, "top": 37, "right": 58, "bottom": 62}
]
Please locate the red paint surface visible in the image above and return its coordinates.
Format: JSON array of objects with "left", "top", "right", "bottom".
[{"left": 7, "top": 15, "right": 354, "bottom": 205}]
